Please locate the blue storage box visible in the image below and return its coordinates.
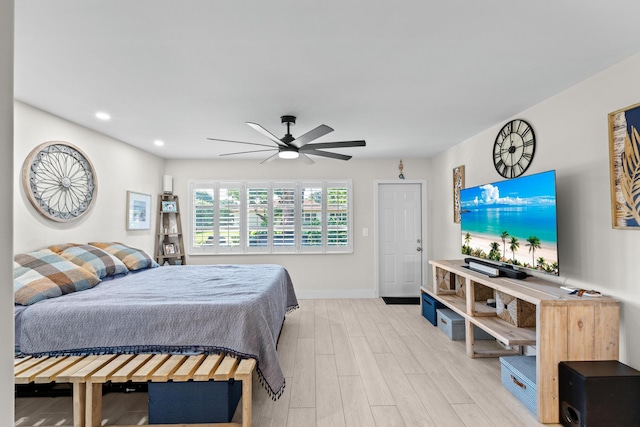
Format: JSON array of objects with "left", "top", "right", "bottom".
[
  {"left": 421, "top": 292, "right": 444, "bottom": 326},
  {"left": 436, "top": 308, "right": 494, "bottom": 340},
  {"left": 148, "top": 380, "right": 242, "bottom": 424},
  {"left": 500, "top": 356, "right": 537, "bottom": 415}
]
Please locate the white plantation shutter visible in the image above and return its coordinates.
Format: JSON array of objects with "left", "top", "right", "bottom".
[
  {"left": 300, "top": 183, "right": 323, "bottom": 252},
  {"left": 189, "top": 179, "right": 352, "bottom": 254},
  {"left": 191, "top": 183, "right": 215, "bottom": 254},
  {"left": 218, "top": 184, "right": 242, "bottom": 252},
  {"left": 273, "top": 183, "right": 296, "bottom": 252},
  {"left": 327, "top": 184, "right": 350, "bottom": 248},
  {"left": 247, "top": 184, "right": 269, "bottom": 252}
]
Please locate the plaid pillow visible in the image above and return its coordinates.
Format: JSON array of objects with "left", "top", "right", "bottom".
[
  {"left": 88, "top": 242, "right": 159, "bottom": 271},
  {"left": 49, "top": 243, "right": 129, "bottom": 279},
  {"left": 14, "top": 250, "right": 101, "bottom": 305}
]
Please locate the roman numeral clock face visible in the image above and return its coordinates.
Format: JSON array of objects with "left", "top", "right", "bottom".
[{"left": 493, "top": 119, "right": 536, "bottom": 178}]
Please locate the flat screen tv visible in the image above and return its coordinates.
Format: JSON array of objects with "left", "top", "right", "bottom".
[{"left": 460, "top": 170, "right": 559, "bottom": 276}]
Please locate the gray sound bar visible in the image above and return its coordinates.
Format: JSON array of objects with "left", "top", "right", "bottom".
[
  {"left": 468, "top": 261, "right": 500, "bottom": 277},
  {"left": 464, "top": 258, "right": 528, "bottom": 279}
]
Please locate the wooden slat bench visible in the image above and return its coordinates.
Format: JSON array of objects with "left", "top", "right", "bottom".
[
  {"left": 15, "top": 354, "right": 111, "bottom": 427},
  {"left": 15, "top": 354, "right": 257, "bottom": 427}
]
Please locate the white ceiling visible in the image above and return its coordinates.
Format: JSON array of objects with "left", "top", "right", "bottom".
[{"left": 14, "top": 1, "right": 640, "bottom": 161}]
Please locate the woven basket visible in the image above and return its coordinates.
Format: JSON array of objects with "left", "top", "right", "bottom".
[
  {"left": 457, "top": 279, "right": 494, "bottom": 302},
  {"left": 455, "top": 275, "right": 466, "bottom": 297},
  {"left": 496, "top": 291, "right": 536, "bottom": 327},
  {"left": 436, "top": 267, "right": 455, "bottom": 292}
]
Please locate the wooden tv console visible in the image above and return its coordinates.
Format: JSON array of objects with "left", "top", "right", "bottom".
[{"left": 424, "top": 259, "right": 620, "bottom": 424}]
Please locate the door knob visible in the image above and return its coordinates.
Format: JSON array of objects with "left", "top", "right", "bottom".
[{"left": 417, "top": 247, "right": 422, "bottom": 252}]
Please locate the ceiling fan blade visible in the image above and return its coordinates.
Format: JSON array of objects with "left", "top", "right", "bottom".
[
  {"left": 299, "top": 153, "right": 315, "bottom": 164},
  {"left": 219, "top": 148, "right": 278, "bottom": 156},
  {"left": 260, "top": 153, "right": 279, "bottom": 164},
  {"left": 300, "top": 140, "right": 366, "bottom": 150},
  {"left": 292, "top": 124, "right": 334, "bottom": 148},
  {"left": 246, "top": 122, "right": 288, "bottom": 147},
  {"left": 303, "top": 149, "right": 352, "bottom": 161},
  {"left": 207, "top": 138, "right": 276, "bottom": 148}
]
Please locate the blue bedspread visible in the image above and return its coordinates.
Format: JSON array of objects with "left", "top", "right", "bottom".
[{"left": 17, "top": 264, "right": 298, "bottom": 398}]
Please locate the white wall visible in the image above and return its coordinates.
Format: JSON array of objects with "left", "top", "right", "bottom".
[
  {"left": 428, "top": 54, "right": 640, "bottom": 368},
  {"left": 1, "top": 0, "right": 14, "bottom": 424},
  {"left": 165, "top": 158, "right": 429, "bottom": 298},
  {"left": 14, "top": 102, "right": 166, "bottom": 255},
  {"left": 11, "top": 100, "right": 431, "bottom": 299}
]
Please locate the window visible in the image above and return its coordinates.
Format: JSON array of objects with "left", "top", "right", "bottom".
[
  {"left": 218, "top": 185, "right": 241, "bottom": 250},
  {"left": 247, "top": 185, "right": 269, "bottom": 251},
  {"left": 327, "top": 185, "right": 349, "bottom": 247},
  {"left": 301, "top": 184, "right": 322, "bottom": 250},
  {"left": 272, "top": 184, "right": 296, "bottom": 251},
  {"left": 189, "top": 180, "right": 353, "bottom": 254},
  {"left": 193, "top": 188, "right": 214, "bottom": 247}
]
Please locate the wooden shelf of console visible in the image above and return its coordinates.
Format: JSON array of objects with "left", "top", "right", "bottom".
[{"left": 426, "top": 259, "right": 620, "bottom": 424}]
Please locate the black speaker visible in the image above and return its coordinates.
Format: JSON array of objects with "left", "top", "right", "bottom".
[{"left": 559, "top": 360, "right": 640, "bottom": 427}]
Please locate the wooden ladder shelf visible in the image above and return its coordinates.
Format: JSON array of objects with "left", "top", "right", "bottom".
[{"left": 155, "top": 194, "right": 186, "bottom": 266}]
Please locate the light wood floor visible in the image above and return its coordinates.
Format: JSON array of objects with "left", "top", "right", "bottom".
[{"left": 15, "top": 298, "right": 561, "bottom": 426}]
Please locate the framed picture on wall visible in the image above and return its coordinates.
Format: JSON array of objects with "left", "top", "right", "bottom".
[
  {"left": 126, "top": 191, "right": 151, "bottom": 230},
  {"left": 453, "top": 165, "right": 465, "bottom": 223},
  {"left": 608, "top": 102, "right": 640, "bottom": 229}
]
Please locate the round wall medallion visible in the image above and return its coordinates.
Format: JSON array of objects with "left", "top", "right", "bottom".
[{"left": 22, "top": 141, "right": 98, "bottom": 222}]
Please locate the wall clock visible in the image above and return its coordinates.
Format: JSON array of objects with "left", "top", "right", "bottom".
[
  {"left": 493, "top": 119, "right": 536, "bottom": 178},
  {"left": 22, "top": 141, "right": 97, "bottom": 222}
]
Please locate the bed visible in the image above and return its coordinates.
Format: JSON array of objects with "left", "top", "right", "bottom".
[{"left": 14, "top": 243, "right": 298, "bottom": 399}]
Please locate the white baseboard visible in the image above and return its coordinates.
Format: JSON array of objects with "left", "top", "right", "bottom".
[{"left": 295, "top": 289, "right": 376, "bottom": 299}]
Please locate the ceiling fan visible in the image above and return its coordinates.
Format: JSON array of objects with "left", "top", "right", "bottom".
[{"left": 207, "top": 115, "right": 366, "bottom": 164}]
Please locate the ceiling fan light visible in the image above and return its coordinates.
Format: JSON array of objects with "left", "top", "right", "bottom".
[{"left": 279, "top": 150, "right": 299, "bottom": 159}]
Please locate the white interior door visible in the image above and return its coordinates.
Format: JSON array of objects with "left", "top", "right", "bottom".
[{"left": 378, "top": 183, "right": 423, "bottom": 297}]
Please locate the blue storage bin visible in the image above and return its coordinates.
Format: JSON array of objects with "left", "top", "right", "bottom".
[
  {"left": 421, "top": 292, "right": 444, "bottom": 326},
  {"left": 500, "top": 355, "right": 537, "bottom": 415},
  {"left": 437, "top": 308, "right": 465, "bottom": 340},
  {"left": 436, "top": 308, "right": 494, "bottom": 340},
  {"left": 148, "top": 379, "right": 242, "bottom": 424}
]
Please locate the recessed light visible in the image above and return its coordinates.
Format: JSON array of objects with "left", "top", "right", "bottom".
[
  {"left": 95, "top": 111, "right": 111, "bottom": 121},
  {"left": 154, "top": 140, "right": 165, "bottom": 147}
]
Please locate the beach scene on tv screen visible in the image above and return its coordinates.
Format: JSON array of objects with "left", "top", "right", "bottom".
[{"left": 460, "top": 171, "right": 558, "bottom": 275}]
